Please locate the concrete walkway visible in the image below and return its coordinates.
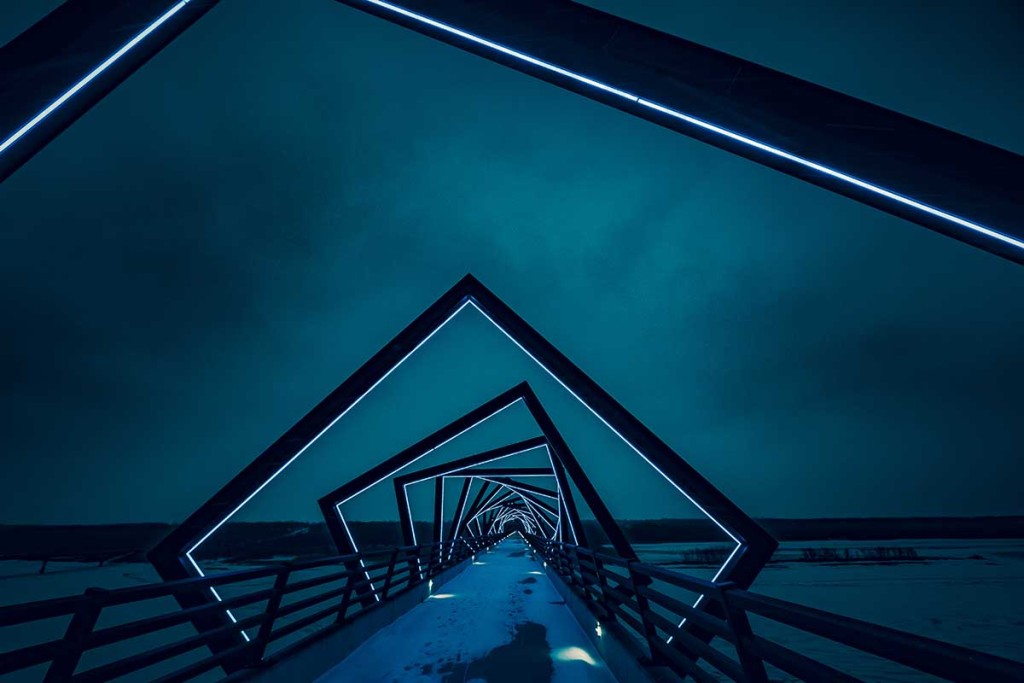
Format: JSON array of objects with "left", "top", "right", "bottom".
[{"left": 317, "top": 538, "right": 618, "bottom": 683}]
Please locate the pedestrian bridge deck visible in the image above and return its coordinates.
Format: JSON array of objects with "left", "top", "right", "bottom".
[{"left": 317, "top": 538, "right": 617, "bottom": 682}]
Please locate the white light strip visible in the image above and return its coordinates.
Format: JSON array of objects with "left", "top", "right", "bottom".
[
  {"left": 543, "top": 446, "right": 579, "bottom": 545},
  {"left": 360, "top": 0, "right": 636, "bottom": 100},
  {"left": 359, "top": 0, "right": 1023, "bottom": 252},
  {"left": 402, "top": 443, "right": 549, "bottom": 559},
  {"left": 339, "top": 512, "right": 382, "bottom": 601},
  {"left": 469, "top": 303, "right": 737, "bottom": 628},
  {"left": 519, "top": 495, "right": 550, "bottom": 532},
  {"left": 395, "top": 440, "right": 544, "bottom": 552},
  {"left": 470, "top": 490, "right": 519, "bottom": 521},
  {"left": 187, "top": 299, "right": 476, "bottom": 622},
  {"left": 478, "top": 477, "right": 558, "bottom": 501},
  {"left": 636, "top": 100, "right": 1024, "bottom": 251},
  {"left": 189, "top": 299, "right": 473, "bottom": 557},
  {"left": 521, "top": 496, "right": 557, "bottom": 531},
  {"left": 469, "top": 303, "right": 741, "bottom": 547},
  {"left": 338, "top": 396, "right": 522, "bottom": 505},
  {"left": 483, "top": 480, "right": 560, "bottom": 529},
  {"left": 404, "top": 444, "right": 547, "bottom": 484},
  {"left": 183, "top": 554, "right": 251, "bottom": 642},
  {"left": 0, "top": 1, "right": 193, "bottom": 156}
]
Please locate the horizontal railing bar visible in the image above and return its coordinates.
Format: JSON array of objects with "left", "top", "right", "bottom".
[
  {"left": 86, "top": 587, "right": 275, "bottom": 648},
  {"left": 72, "top": 609, "right": 265, "bottom": 683},
  {"left": 744, "top": 635, "right": 862, "bottom": 683},
  {"left": 278, "top": 568, "right": 350, "bottom": 595},
  {"left": 649, "top": 636, "right": 722, "bottom": 683},
  {"left": 728, "top": 589, "right": 1024, "bottom": 682},
  {"left": 149, "top": 639, "right": 255, "bottom": 683},
  {"left": 636, "top": 584, "right": 734, "bottom": 642},
  {"left": 605, "top": 602, "right": 645, "bottom": 636},
  {"left": 629, "top": 562, "right": 720, "bottom": 595},
  {"left": 0, "top": 535, "right": 503, "bottom": 683},
  {"left": 646, "top": 609, "right": 746, "bottom": 681},
  {"left": 0, "top": 593, "right": 87, "bottom": 627},
  {"left": 0, "top": 638, "right": 65, "bottom": 675},
  {"left": 268, "top": 600, "right": 346, "bottom": 643},
  {"left": 274, "top": 584, "right": 350, "bottom": 621}
]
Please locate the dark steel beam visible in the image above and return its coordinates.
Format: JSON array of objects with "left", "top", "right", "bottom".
[
  {"left": 153, "top": 275, "right": 771, "bottom": 664},
  {"left": 446, "top": 478, "right": 473, "bottom": 545},
  {"left": 332, "top": 0, "right": 1024, "bottom": 264},
  {"left": 432, "top": 476, "right": 444, "bottom": 544},
  {"left": 392, "top": 437, "right": 548, "bottom": 486},
  {"left": 0, "top": 0, "right": 220, "bottom": 182},
  {"left": 479, "top": 477, "right": 557, "bottom": 500}
]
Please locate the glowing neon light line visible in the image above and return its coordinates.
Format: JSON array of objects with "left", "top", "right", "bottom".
[
  {"left": 478, "top": 477, "right": 558, "bottom": 501},
  {"left": 359, "top": 0, "right": 1023, "bottom": 252},
  {"left": 0, "top": 1, "right": 193, "bottom": 156},
  {"left": 521, "top": 496, "right": 557, "bottom": 531},
  {"left": 338, "top": 396, "right": 522, "bottom": 505},
  {"left": 402, "top": 444, "right": 548, "bottom": 484},
  {"left": 543, "top": 446, "right": 579, "bottom": 545},
  {"left": 468, "top": 305, "right": 741, "bottom": 548},
  {"left": 190, "top": 299, "right": 474, "bottom": 557},
  {"left": 184, "top": 554, "right": 251, "bottom": 642},
  {"left": 187, "top": 299, "right": 476, "bottom": 625}
]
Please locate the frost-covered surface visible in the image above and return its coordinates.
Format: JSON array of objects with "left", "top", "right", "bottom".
[
  {"left": 634, "top": 538, "right": 1024, "bottom": 680},
  {"left": 317, "top": 538, "right": 617, "bottom": 682},
  {"left": 1, "top": 539, "right": 1022, "bottom": 681}
]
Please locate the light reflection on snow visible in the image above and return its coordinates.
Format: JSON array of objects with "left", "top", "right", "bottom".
[{"left": 553, "top": 646, "right": 597, "bottom": 665}]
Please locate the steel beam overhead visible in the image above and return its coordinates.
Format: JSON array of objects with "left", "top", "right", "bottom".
[
  {"left": 3, "top": 1, "right": 1020, "bottom": 263},
  {"left": 149, "top": 274, "right": 775, "bottom": 664},
  {"left": 0, "top": 0, "right": 220, "bottom": 182},
  {"left": 330, "top": 0, "right": 1024, "bottom": 264}
]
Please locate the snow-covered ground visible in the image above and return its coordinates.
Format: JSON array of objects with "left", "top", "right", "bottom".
[
  {"left": 634, "top": 538, "right": 1024, "bottom": 680},
  {"left": 317, "top": 538, "right": 617, "bottom": 683},
  {"left": 1, "top": 538, "right": 1022, "bottom": 681}
]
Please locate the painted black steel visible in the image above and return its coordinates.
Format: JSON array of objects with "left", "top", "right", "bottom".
[
  {"left": 0, "top": 0, "right": 220, "bottom": 182},
  {"left": 331, "top": 0, "right": 1024, "bottom": 264},
  {"left": 148, "top": 275, "right": 774, "bottom": 666}
]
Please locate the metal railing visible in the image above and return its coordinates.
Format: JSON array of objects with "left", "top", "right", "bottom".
[
  {"left": 0, "top": 534, "right": 504, "bottom": 682},
  {"left": 528, "top": 537, "right": 1024, "bottom": 683}
]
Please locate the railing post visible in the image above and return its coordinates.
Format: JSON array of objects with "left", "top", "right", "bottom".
[
  {"left": 250, "top": 565, "right": 291, "bottom": 665},
  {"left": 380, "top": 550, "right": 399, "bottom": 600},
  {"left": 336, "top": 565, "right": 359, "bottom": 624},
  {"left": 44, "top": 588, "right": 105, "bottom": 682},
  {"left": 407, "top": 546, "right": 423, "bottom": 585},
  {"left": 570, "top": 546, "right": 585, "bottom": 588},
  {"left": 628, "top": 563, "right": 663, "bottom": 664},
  {"left": 593, "top": 554, "right": 616, "bottom": 623},
  {"left": 719, "top": 583, "right": 770, "bottom": 683}
]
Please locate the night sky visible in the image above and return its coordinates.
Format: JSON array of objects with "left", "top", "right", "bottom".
[{"left": 1, "top": 0, "right": 1022, "bottom": 527}]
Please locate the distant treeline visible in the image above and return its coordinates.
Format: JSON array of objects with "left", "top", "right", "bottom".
[
  {"left": 620, "top": 516, "right": 1024, "bottom": 544},
  {"left": 1, "top": 516, "right": 1022, "bottom": 564}
]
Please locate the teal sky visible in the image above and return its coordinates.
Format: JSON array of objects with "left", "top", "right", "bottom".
[{"left": 0, "top": 0, "right": 1022, "bottom": 525}]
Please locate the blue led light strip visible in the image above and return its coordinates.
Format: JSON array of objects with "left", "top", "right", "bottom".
[
  {"left": 359, "top": 0, "right": 1024, "bottom": 254},
  {"left": 0, "top": 1, "right": 192, "bottom": 156}
]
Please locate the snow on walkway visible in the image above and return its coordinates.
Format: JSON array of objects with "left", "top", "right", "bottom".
[{"left": 317, "top": 538, "right": 618, "bottom": 683}]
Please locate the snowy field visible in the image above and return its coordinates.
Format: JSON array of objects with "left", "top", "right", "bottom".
[
  {"left": 634, "top": 538, "right": 1024, "bottom": 680},
  {"left": 1, "top": 538, "right": 1022, "bottom": 681}
]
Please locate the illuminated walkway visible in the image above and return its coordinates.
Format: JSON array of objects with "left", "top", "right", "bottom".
[{"left": 317, "top": 538, "right": 618, "bottom": 682}]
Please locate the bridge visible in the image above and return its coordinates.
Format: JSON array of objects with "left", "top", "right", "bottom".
[
  {"left": 1, "top": 1, "right": 1023, "bottom": 681},
  {"left": 2, "top": 276, "right": 1023, "bottom": 682}
]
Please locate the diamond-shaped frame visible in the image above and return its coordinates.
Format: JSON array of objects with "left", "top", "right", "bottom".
[{"left": 149, "top": 274, "right": 776, "bottom": 658}]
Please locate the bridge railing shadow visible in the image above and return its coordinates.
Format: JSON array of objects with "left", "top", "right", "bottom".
[
  {"left": 0, "top": 533, "right": 506, "bottom": 682},
  {"left": 527, "top": 536, "right": 1024, "bottom": 683}
]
